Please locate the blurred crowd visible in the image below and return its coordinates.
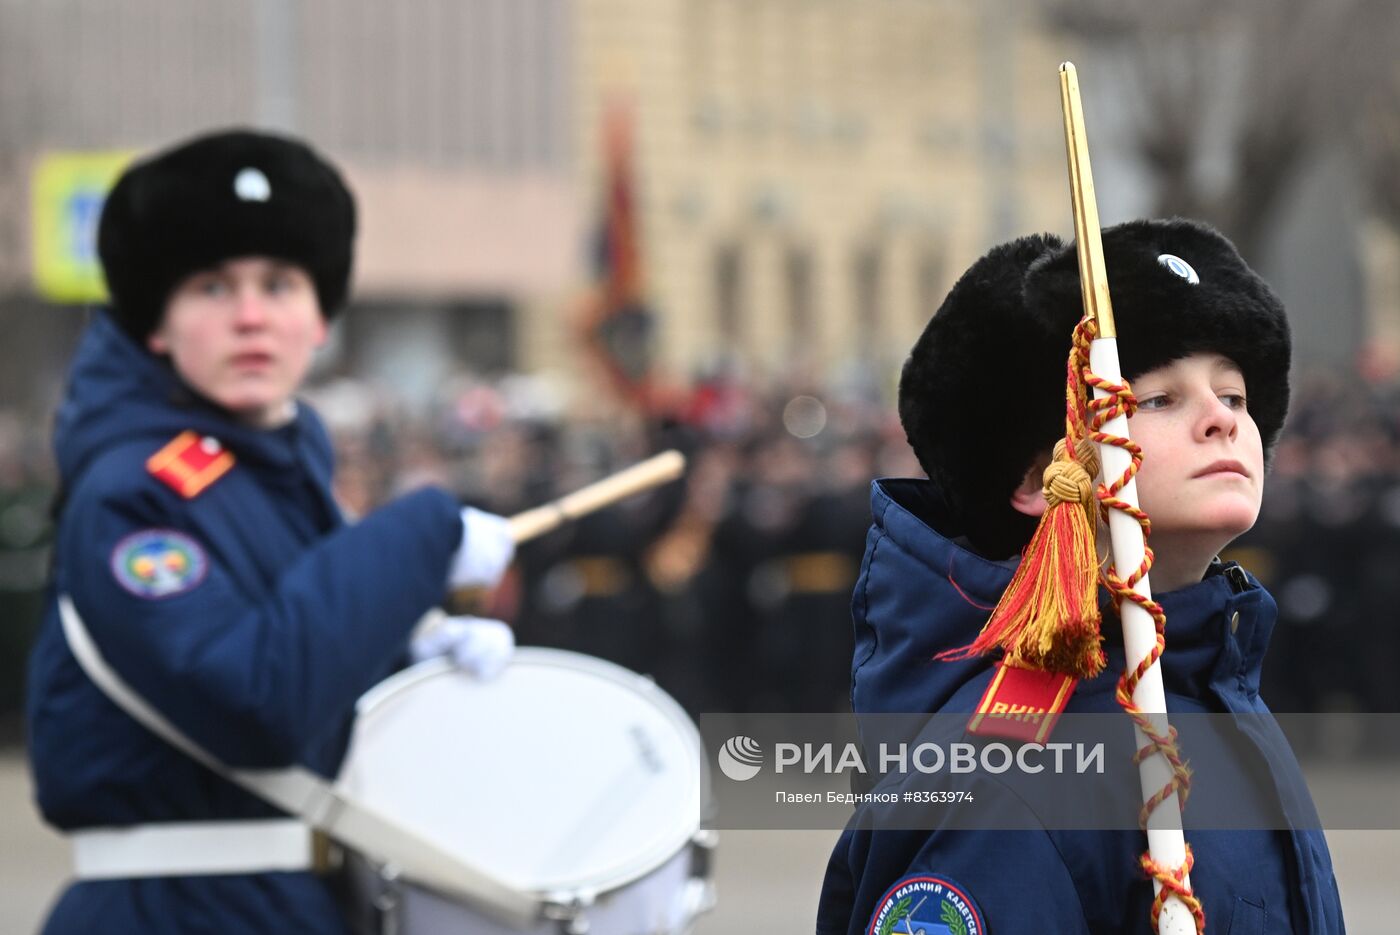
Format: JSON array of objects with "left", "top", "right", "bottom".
[
  {"left": 305, "top": 363, "right": 918, "bottom": 717},
  {"left": 2, "top": 363, "right": 1399, "bottom": 724},
  {"left": 1233, "top": 369, "right": 1400, "bottom": 717}
]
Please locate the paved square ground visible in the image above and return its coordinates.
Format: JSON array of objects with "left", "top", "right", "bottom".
[{"left": 3, "top": 752, "right": 1394, "bottom": 933}]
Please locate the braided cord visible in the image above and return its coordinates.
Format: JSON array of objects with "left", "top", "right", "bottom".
[{"left": 1069, "top": 318, "right": 1206, "bottom": 934}]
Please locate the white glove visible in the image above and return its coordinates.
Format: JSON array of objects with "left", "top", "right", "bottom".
[
  {"left": 409, "top": 614, "right": 515, "bottom": 679},
  {"left": 446, "top": 507, "right": 517, "bottom": 590}
]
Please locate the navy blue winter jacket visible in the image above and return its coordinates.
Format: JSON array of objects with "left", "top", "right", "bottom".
[
  {"left": 26, "top": 313, "right": 465, "bottom": 934},
  {"left": 816, "top": 478, "right": 1345, "bottom": 934}
]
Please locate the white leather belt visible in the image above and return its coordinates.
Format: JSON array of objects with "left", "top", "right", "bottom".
[{"left": 71, "top": 819, "right": 313, "bottom": 879}]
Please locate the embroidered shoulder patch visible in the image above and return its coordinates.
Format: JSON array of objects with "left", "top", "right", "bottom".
[
  {"left": 147, "top": 431, "right": 235, "bottom": 498},
  {"left": 869, "top": 874, "right": 985, "bottom": 935},
  {"left": 110, "top": 529, "right": 209, "bottom": 599}
]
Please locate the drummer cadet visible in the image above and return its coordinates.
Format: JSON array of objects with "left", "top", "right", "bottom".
[
  {"left": 815, "top": 220, "right": 1346, "bottom": 933},
  {"left": 25, "top": 128, "right": 520, "bottom": 935}
]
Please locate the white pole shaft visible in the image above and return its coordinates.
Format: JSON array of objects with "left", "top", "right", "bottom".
[{"left": 1090, "top": 337, "right": 1194, "bottom": 934}]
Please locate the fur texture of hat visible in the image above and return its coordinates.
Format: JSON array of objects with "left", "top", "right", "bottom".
[
  {"left": 97, "top": 128, "right": 356, "bottom": 341},
  {"left": 899, "top": 218, "right": 1290, "bottom": 559}
]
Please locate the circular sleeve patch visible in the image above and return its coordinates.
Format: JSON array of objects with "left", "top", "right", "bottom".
[
  {"left": 110, "top": 529, "right": 209, "bottom": 599},
  {"left": 869, "top": 874, "right": 985, "bottom": 935}
]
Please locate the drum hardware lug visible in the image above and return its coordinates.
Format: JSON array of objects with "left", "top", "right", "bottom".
[
  {"left": 679, "top": 829, "right": 720, "bottom": 927},
  {"left": 543, "top": 891, "right": 597, "bottom": 934},
  {"left": 690, "top": 829, "right": 719, "bottom": 878},
  {"left": 370, "top": 861, "right": 404, "bottom": 935},
  {"left": 682, "top": 878, "right": 718, "bottom": 924}
]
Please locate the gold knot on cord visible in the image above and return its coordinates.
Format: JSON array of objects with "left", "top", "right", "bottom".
[{"left": 1042, "top": 437, "right": 1100, "bottom": 509}]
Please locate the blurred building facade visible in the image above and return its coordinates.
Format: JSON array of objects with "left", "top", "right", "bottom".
[
  {"left": 3, "top": 1, "right": 1398, "bottom": 402},
  {"left": 0, "top": 0, "right": 580, "bottom": 413},
  {"left": 575, "top": 0, "right": 1078, "bottom": 380},
  {"left": 0, "top": 0, "right": 1089, "bottom": 411}
]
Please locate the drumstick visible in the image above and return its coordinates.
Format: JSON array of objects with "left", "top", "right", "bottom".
[
  {"left": 507, "top": 449, "right": 686, "bottom": 543},
  {"left": 438, "top": 450, "right": 686, "bottom": 616}
]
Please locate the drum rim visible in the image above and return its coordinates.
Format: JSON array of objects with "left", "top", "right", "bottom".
[{"left": 348, "top": 648, "right": 707, "bottom": 900}]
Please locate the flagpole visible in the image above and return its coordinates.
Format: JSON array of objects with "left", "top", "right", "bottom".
[{"left": 1059, "top": 62, "right": 1198, "bottom": 935}]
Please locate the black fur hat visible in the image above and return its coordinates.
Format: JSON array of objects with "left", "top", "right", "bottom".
[
  {"left": 98, "top": 128, "right": 356, "bottom": 341},
  {"left": 899, "top": 218, "right": 1290, "bottom": 559}
]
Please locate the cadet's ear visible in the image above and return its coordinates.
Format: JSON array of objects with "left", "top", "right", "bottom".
[
  {"left": 1009, "top": 458, "right": 1049, "bottom": 518},
  {"left": 146, "top": 328, "right": 169, "bottom": 355}
]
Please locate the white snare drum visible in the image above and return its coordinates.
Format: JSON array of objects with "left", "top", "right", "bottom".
[{"left": 336, "top": 648, "right": 714, "bottom": 935}]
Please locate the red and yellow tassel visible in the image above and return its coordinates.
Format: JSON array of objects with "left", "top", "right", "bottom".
[{"left": 939, "top": 436, "right": 1106, "bottom": 679}]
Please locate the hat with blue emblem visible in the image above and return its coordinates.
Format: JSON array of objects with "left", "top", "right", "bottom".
[
  {"left": 899, "top": 217, "right": 1290, "bottom": 559},
  {"left": 97, "top": 128, "right": 356, "bottom": 341}
]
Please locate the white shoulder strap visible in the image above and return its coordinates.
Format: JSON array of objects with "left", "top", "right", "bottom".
[{"left": 57, "top": 594, "right": 537, "bottom": 927}]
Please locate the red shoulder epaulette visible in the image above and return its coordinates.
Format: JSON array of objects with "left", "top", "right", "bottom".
[{"left": 146, "top": 430, "right": 236, "bottom": 498}]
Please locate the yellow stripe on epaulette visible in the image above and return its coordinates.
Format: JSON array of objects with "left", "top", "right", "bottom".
[{"left": 146, "top": 430, "right": 236, "bottom": 498}]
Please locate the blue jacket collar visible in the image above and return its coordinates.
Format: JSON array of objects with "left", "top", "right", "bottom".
[
  {"left": 54, "top": 312, "right": 334, "bottom": 491},
  {"left": 853, "top": 478, "right": 1276, "bottom": 715}
]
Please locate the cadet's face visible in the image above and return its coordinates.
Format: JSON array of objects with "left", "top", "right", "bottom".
[
  {"left": 149, "top": 258, "right": 326, "bottom": 428},
  {"left": 1126, "top": 353, "right": 1264, "bottom": 561}
]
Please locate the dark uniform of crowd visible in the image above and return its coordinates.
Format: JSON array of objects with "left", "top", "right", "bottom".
[
  {"left": 366, "top": 380, "right": 918, "bottom": 718},
  {"left": 1233, "top": 371, "right": 1400, "bottom": 720}
]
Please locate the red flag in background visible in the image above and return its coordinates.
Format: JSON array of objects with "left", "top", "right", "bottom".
[{"left": 580, "top": 101, "right": 663, "bottom": 414}]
